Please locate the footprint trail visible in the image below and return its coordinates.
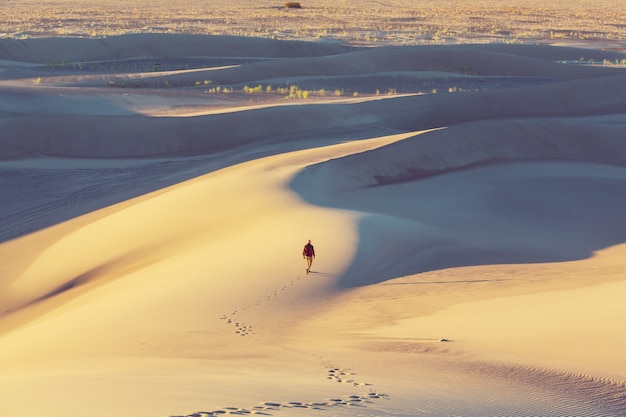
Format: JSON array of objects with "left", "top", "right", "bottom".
[
  {"left": 169, "top": 275, "right": 390, "bottom": 417},
  {"left": 218, "top": 276, "right": 305, "bottom": 337},
  {"left": 170, "top": 367, "right": 389, "bottom": 417}
]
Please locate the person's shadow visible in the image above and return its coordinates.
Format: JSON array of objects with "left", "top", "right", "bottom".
[{"left": 307, "top": 271, "right": 340, "bottom": 278}]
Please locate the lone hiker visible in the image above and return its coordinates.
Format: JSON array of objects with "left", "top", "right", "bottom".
[{"left": 302, "top": 239, "right": 315, "bottom": 274}]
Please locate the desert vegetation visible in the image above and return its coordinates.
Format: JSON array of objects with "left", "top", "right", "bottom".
[
  {"left": 103, "top": 76, "right": 486, "bottom": 100},
  {"left": 1, "top": 0, "right": 624, "bottom": 46}
]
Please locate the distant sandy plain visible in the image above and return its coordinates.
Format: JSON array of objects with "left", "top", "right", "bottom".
[
  {"left": 1, "top": 1, "right": 626, "bottom": 417},
  {"left": 2, "top": 0, "right": 626, "bottom": 46}
]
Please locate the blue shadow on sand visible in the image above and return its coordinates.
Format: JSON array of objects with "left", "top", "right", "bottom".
[{"left": 291, "top": 161, "right": 626, "bottom": 288}]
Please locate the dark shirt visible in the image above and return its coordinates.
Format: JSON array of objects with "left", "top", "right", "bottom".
[{"left": 303, "top": 243, "right": 315, "bottom": 257}]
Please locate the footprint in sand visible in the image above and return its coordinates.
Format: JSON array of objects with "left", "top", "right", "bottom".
[
  {"left": 219, "top": 315, "right": 253, "bottom": 336},
  {"left": 201, "top": 281, "right": 389, "bottom": 417},
  {"left": 326, "top": 367, "right": 372, "bottom": 387},
  {"left": 219, "top": 276, "right": 306, "bottom": 337},
  {"left": 171, "top": 367, "right": 388, "bottom": 417}
]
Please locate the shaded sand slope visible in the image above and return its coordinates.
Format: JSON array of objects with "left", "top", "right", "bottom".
[
  {"left": 150, "top": 44, "right": 626, "bottom": 86},
  {"left": 293, "top": 159, "right": 626, "bottom": 284},
  {"left": 293, "top": 106, "right": 626, "bottom": 196},
  {"left": 0, "top": 33, "right": 355, "bottom": 63},
  {"left": 1, "top": 37, "right": 624, "bottom": 159},
  {"left": 2, "top": 72, "right": 625, "bottom": 159}
]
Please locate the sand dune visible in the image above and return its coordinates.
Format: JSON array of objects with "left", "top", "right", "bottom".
[
  {"left": 0, "top": 33, "right": 354, "bottom": 63},
  {"left": 2, "top": 73, "right": 625, "bottom": 159},
  {"left": 118, "top": 45, "right": 624, "bottom": 88},
  {"left": 2, "top": 38, "right": 624, "bottom": 161},
  {"left": 1, "top": 33, "right": 625, "bottom": 417}
]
